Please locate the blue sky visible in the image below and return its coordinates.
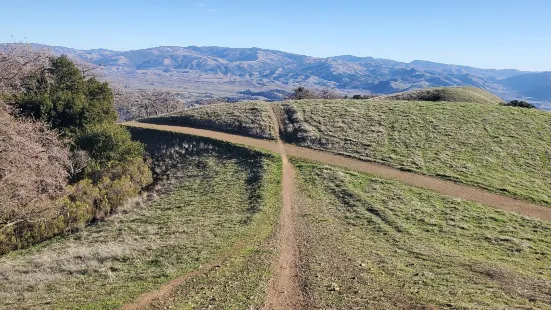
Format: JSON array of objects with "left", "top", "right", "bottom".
[{"left": 1, "top": 0, "right": 550, "bottom": 71}]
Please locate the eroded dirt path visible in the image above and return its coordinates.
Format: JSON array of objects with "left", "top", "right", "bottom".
[
  {"left": 124, "top": 121, "right": 551, "bottom": 221},
  {"left": 122, "top": 244, "right": 243, "bottom": 310},
  {"left": 263, "top": 105, "right": 306, "bottom": 309}
]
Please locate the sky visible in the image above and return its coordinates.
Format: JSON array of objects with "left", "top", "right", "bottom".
[{"left": 1, "top": 0, "right": 550, "bottom": 71}]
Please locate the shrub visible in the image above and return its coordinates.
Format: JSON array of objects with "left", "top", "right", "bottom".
[
  {"left": 504, "top": 100, "right": 536, "bottom": 109},
  {"left": 11, "top": 55, "right": 117, "bottom": 136},
  {"left": 0, "top": 100, "right": 70, "bottom": 226},
  {"left": 76, "top": 123, "right": 145, "bottom": 164},
  {"left": 0, "top": 56, "right": 153, "bottom": 255},
  {"left": 288, "top": 87, "right": 320, "bottom": 100}
]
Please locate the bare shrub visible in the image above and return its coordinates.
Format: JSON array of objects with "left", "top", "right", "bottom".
[
  {"left": 288, "top": 86, "right": 342, "bottom": 100},
  {"left": 318, "top": 88, "right": 340, "bottom": 99},
  {"left": 0, "top": 100, "right": 70, "bottom": 227},
  {"left": 113, "top": 87, "right": 183, "bottom": 120},
  {"left": 0, "top": 43, "right": 51, "bottom": 94}
]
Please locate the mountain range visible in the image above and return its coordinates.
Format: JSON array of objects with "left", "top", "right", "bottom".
[{"left": 30, "top": 44, "right": 551, "bottom": 108}]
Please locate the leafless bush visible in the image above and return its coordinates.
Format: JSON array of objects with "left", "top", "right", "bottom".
[
  {"left": 66, "top": 150, "right": 90, "bottom": 181},
  {"left": 113, "top": 87, "right": 183, "bottom": 120},
  {"left": 288, "top": 86, "right": 343, "bottom": 100},
  {"left": 71, "top": 58, "right": 103, "bottom": 79},
  {"left": 318, "top": 88, "right": 340, "bottom": 99},
  {"left": 0, "top": 43, "right": 51, "bottom": 94},
  {"left": 0, "top": 100, "right": 70, "bottom": 226},
  {"left": 288, "top": 86, "right": 319, "bottom": 100}
]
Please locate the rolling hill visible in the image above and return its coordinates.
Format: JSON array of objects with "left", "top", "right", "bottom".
[
  {"left": 374, "top": 86, "right": 504, "bottom": 104},
  {"left": 277, "top": 98, "right": 551, "bottom": 206},
  {"left": 18, "top": 44, "right": 551, "bottom": 107},
  {"left": 499, "top": 72, "right": 551, "bottom": 101},
  {"left": 137, "top": 90, "right": 551, "bottom": 206},
  {"left": 4, "top": 88, "right": 551, "bottom": 309}
]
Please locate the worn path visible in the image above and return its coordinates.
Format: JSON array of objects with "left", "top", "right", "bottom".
[
  {"left": 125, "top": 121, "right": 551, "bottom": 221},
  {"left": 262, "top": 105, "right": 306, "bottom": 309}
]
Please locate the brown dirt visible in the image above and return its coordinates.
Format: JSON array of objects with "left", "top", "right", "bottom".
[
  {"left": 122, "top": 243, "right": 243, "bottom": 310},
  {"left": 125, "top": 121, "right": 281, "bottom": 154},
  {"left": 284, "top": 145, "right": 551, "bottom": 221},
  {"left": 263, "top": 105, "right": 306, "bottom": 309},
  {"left": 124, "top": 121, "right": 551, "bottom": 221}
]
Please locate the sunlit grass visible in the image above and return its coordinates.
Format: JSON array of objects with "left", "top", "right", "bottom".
[
  {"left": 0, "top": 137, "right": 282, "bottom": 310},
  {"left": 280, "top": 99, "right": 551, "bottom": 205},
  {"left": 293, "top": 159, "right": 551, "bottom": 309}
]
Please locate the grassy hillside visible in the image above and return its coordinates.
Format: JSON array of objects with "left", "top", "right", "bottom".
[
  {"left": 294, "top": 160, "right": 551, "bottom": 309},
  {"left": 280, "top": 99, "right": 551, "bottom": 206},
  {"left": 373, "top": 86, "right": 504, "bottom": 104},
  {"left": 0, "top": 130, "right": 282, "bottom": 309},
  {"left": 138, "top": 101, "right": 276, "bottom": 139}
]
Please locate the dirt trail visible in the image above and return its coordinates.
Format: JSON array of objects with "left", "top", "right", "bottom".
[
  {"left": 125, "top": 121, "right": 281, "bottom": 154},
  {"left": 263, "top": 105, "right": 306, "bottom": 309},
  {"left": 123, "top": 121, "right": 551, "bottom": 221},
  {"left": 122, "top": 244, "right": 242, "bottom": 310}
]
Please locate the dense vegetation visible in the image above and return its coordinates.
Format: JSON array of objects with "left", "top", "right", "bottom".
[
  {"left": 280, "top": 99, "right": 551, "bottom": 205},
  {"left": 0, "top": 102, "right": 70, "bottom": 251},
  {"left": 294, "top": 160, "right": 551, "bottom": 309},
  {"left": 0, "top": 130, "right": 281, "bottom": 309},
  {"left": 373, "top": 86, "right": 504, "bottom": 104},
  {"left": 139, "top": 101, "right": 276, "bottom": 139},
  {"left": 504, "top": 100, "right": 536, "bottom": 109},
  {"left": 0, "top": 56, "right": 151, "bottom": 254}
]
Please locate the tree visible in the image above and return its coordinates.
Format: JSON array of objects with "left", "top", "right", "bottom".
[
  {"left": 1, "top": 55, "right": 152, "bottom": 254},
  {"left": 318, "top": 88, "right": 340, "bottom": 99},
  {"left": 113, "top": 87, "right": 183, "bottom": 120},
  {"left": 13, "top": 55, "right": 118, "bottom": 135},
  {"left": 76, "top": 122, "right": 144, "bottom": 164}
]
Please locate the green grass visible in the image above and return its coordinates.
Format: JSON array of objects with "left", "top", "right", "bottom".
[
  {"left": 293, "top": 159, "right": 551, "bottom": 309},
  {"left": 280, "top": 99, "right": 551, "bottom": 206},
  {"left": 138, "top": 101, "right": 276, "bottom": 139},
  {"left": 0, "top": 138, "right": 282, "bottom": 309},
  {"left": 373, "top": 86, "right": 504, "bottom": 104}
]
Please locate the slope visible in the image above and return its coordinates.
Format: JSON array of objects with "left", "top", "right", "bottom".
[
  {"left": 293, "top": 160, "right": 551, "bottom": 309},
  {"left": 139, "top": 101, "right": 276, "bottom": 139},
  {"left": 0, "top": 130, "right": 282, "bottom": 309},
  {"left": 373, "top": 86, "right": 503, "bottom": 104},
  {"left": 279, "top": 99, "right": 551, "bottom": 205}
]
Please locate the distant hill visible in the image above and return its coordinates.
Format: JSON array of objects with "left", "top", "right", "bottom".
[
  {"left": 498, "top": 72, "right": 551, "bottom": 102},
  {"left": 374, "top": 86, "right": 504, "bottom": 104},
  {"left": 16, "top": 44, "right": 551, "bottom": 108}
]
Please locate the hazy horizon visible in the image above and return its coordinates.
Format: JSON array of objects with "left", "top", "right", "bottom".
[
  {"left": 16, "top": 42, "right": 544, "bottom": 73},
  {"left": 2, "top": 0, "right": 550, "bottom": 71}
]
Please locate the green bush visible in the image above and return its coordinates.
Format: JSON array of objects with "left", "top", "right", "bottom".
[
  {"left": 504, "top": 100, "right": 536, "bottom": 109},
  {"left": 76, "top": 123, "right": 145, "bottom": 164},
  {"left": 1, "top": 56, "right": 153, "bottom": 255},
  {"left": 67, "top": 158, "right": 152, "bottom": 221},
  {"left": 12, "top": 56, "right": 117, "bottom": 136}
]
